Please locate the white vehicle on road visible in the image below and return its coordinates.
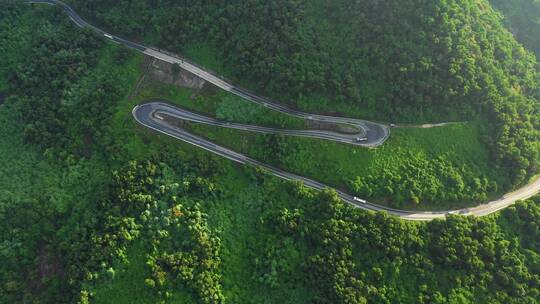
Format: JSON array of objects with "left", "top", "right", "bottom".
[
  {"left": 353, "top": 197, "right": 366, "bottom": 204},
  {"left": 104, "top": 33, "right": 114, "bottom": 39},
  {"left": 355, "top": 137, "right": 368, "bottom": 143}
]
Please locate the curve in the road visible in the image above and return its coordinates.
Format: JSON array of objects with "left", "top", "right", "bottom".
[
  {"left": 26, "top": 0, "right": 389, "bottom": 147},
  {"left": 134, "top": 103, "right": 540, "bottom": 221},
  {"left": 29, "top": 0, "right": 540, "bottom": 220},
  {"left": 133, "top": 103, "right": 419, "bottom": 217},
  {"left": 149, "top": 101, "right": 373, "bottom": 146}
]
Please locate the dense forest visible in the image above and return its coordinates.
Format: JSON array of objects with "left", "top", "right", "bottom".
[
  {"left": 65, "top": 0, "right": 540, "bottom": 193},
  {"left": 490, "top": 0, "right": 540, "bottom": 57},
  {"left": 1, "top": 1, "right": 540, "bottom": 303}
]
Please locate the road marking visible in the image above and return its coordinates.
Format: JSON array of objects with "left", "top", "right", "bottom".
[{"left": 33, "top": 0, "right": 540, "bottom": 220}]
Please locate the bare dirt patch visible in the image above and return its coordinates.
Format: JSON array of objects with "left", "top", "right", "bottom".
[
  {"left": 306, "top": 119, "right": 361, "bottom": 135},
  {"left": 146, "top": 56, "right": 206, "bottom": 89},
  {"left": 159, "top": 112, "right": 188, "bottom": 129}
]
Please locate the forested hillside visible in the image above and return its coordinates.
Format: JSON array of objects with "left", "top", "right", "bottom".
[
  {"left": 1, "top": 1, "right": 540, "bottom": 303},
  {"left": 490, "top": 0, "right": 540, "bottom": 57},
  {"left": 65, "top": 0, "right": 540, "bottom": 192}
]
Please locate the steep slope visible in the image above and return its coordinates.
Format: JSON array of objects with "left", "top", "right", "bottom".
[
  {"left": 489, "top": 0, "right": 540, "bottom": 57},
  {"left": 66, "top": 0, "right": 540, "bottom": 189},
  {"left": 1, "top": 4, "right": 540, "bottom": 303}
]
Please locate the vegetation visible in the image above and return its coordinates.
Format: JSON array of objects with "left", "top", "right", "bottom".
[
  {"left": 181, "top": 118, "right": 500, "bottom": 210},
  {"left": 1, "top": 2, "right": 539, "bottom": 304},
  {"left": 490, "top": 0, "right": 540, "bottom": 57},
  {"left": 133, "top": 79, "right": 306, "bottom": 130},
  {"left": 127, "top": 76, "right": 501, "bottom": 210},
  {"left": 67, "top": 0, "right": 540, "bottom": 197},
  {"left": 107, "top": 160, "right": 225, "bottom": 304}
]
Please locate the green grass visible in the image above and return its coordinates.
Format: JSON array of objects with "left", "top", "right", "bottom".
[
  {"left": 120, "top": 71, "right": 508, "bottom": 211},
  {"left": 133, "top": 79, "right": 307, "bottom": 129},
  {"left": 1, "top": 10, "right": 528, "bottom": 303},
  {"left": 184, "top": 119, "right": 504, "bottom": 211},
  {"left": 92, "top": 244, "right": 159, "bottom": 304}
]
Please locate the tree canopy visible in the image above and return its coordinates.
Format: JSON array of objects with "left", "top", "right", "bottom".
[
  {"left": 1, "top": 2, "right": 539, "bottom": 303},
  {"left": 67, "top": 0, "right": 540, "bottom": 189}
]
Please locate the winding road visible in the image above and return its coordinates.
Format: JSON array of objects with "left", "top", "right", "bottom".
[
  {"left": 147, "top": 102, "right": 373, "bottom": 146},
  {"left": 133, "top": 103, "right": 420, "bottom": 218},
  {"left": 27, "top": 0, "right": 389, "bottom": 148},
  {"left": 28, "top": 0, "right": 540, "bottom": 220}
]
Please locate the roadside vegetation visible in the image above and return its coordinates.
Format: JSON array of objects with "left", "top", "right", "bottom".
[
  {"left": 185, "top": 119, "right": 501, "bottom": 210},
  {"left": 1, "top": 2, "right": 539, "bottom": 304},
  {"left": 121, "top": 74, "right": 505, "bottom": 210},
  {"left": 69, "top": 0, "right": 540, "bottom": 197},
  {"left": 133, "top": 79, "right": 306, "bottom": 130}
]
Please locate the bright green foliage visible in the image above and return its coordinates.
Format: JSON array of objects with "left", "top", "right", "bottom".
[
  {"left": 67, "top": 0, "right": 540, "bottom": 193},
  {"left": 349, "top": 150, "right": 495, "bottom": 206},
  {"left": 253, "top": 177, "right": 540, "bottom": 303},
  {"left": 133, "top": 80, "right": 306, "bottom": 130},
  {"left": 110, "top": 160, "right": 225, "bottom": 304},
  {"left": 132, "top": 78, "right": 504, "bottom": 209},
  {"left": 1, "top": 2, "right": 540, "bottom": 304},
  {"left": 188, "top": 121, "right": 501, "bottom": 209},
  {"left": 216, "top": 94, "right": 305, "bottom": 129}
]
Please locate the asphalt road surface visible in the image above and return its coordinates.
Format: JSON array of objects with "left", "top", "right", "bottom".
[
  {"left": 27, "top": 0, "right": 389, "bottom": 147},
  {"left": 133, "top": 103, "right": 418, "bottom": 217},
  {"left": 134, "top": 103, "right": 540, "bottom": 221},
  {"left": 147, "top": 101, "right": 374, "bottom": 146},
  {"left": 29, "top": 0, "right": 540, "bottom": 220}
]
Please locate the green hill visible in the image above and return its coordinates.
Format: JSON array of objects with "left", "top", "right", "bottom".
[
  {"left": 1, "top": 1, "right": 540, "bottom": 303},
  {"left": 68, "top": 0, "right": 540, "bottom": 192},
  {"left": 490, "top": 0, "right": 540, "bottom": 57}
]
